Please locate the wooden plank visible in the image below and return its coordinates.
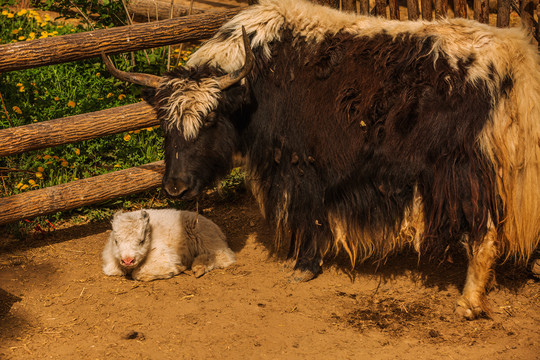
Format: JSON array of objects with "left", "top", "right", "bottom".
[
  {"left": 454, "top": 0, "right": 468, "bottom": 17},
  {"left": 0, "top": 9, "right": 240, "bottom": 73},
  {"left": 496, "top": 0, "right": 511, "bottom": 27},
  {"left": 126, "top": 0, "right": 205, "bottom": 21},
  {"left": 407, "top": 0, "right": 420, "bottom": 19},
  {"left": 434, "top": 0, "right": 448, "bottom": 18},
  {"left": 359, "top": 0, "right": 370, "bottom": 14},
  {"left": 389, "top": 0, "right": 401, "bottom": 19},
  {"left": 421, "top": 0, "right": 433, "bottom": 20},
  {"left": 375, "top": 0, "right": 387, "bottom": 17},
  {"left": 0, "top": 161, "right": 165, "bottom": 225},
  {"left": 0, "top": 102, "right": 158, "bottom": 157},
  {"left": 474, "top": 0, "right": 490, "bottom": 23}
]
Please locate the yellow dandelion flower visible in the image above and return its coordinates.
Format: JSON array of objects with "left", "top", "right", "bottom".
[
  {"left": 54, "top": 96, "right": 60, "bottom": 101},
  {"left": 12, "top": 29, "right": 19, "bottom": 34},
  {"left": 35, "top": 171, "right": 43, "bottom": 178},
  {"left": 12, "top": 106, "right": 22, "bottom": 114},
  {"left": 52, "top": 155, "right": 59, "bottom": 160},
  {"left": 51, "top": 31, "right": 58, "bottom": 36},
  {"left": 40, "top": 31, "right": 48, "bottom": 37},
  {"left": 33, "top": 119, "right": 37, "bottom": 122},
  {"left": 61, "top": 161, "right": 68, "bottom": 167},
  {"left": 146, "top": 127, "right": 154, "bottom": 132},
  {"left": 114, "top": 164, "right": 121, "bottom": 168},
  {"left": 74, "top": 148, "right": 80, "bottom": 155},
  {"left": 56, "top": 25, "right": 63, "bottom": 29},
  {"left": 16, "top": 83, "right": 23, "bottom": 87},
  {"left": 31, "top": 183, "right": 39, "bottom": 188},
  {"left": 19, "top": 86, "right": 25, "bottom": 92},
  {"left": 20, "top": 184, "right": 29, "bottom": 190},
  {"left": 128, "top": 130, "right": 133, "bottom": 134},
  {"left": 37, "top": 167, "right": 44, "bottom": 172},
  {"left": 28, "top": 179, "right": 36, "bottom": 185},
  {"left": 123, "top": 134, "right": 131, "bottom": 141},
  {"left": 18, "top": 36, "right": 26, "bottom": 41},
  {"left": 46, "top": 161, "right": 53, "bottom": 165},
  {"left": 35, "top": 15, "right": 41, "bottom": 22},
  {"left": 67, "top": 100, "right": 76, "bottom": 108},
  {"left": 106, "top": 92, "right": 114, "bottom": 98},
  {"left": 7, "top": 13, "right": 14, "bottom": 18},
  {"left": 1, "top": 10, "right": 9, "bottom": 16},
  {"left": 118, "top": 94, "right": 126, "bottom": 100},
  {"left": 43, "top": 155, "right": 51, "bottom": 160},
  {"left": 16, "top": 182, "right": 24, "bottom": 189},
  {"left": 28, "top": 32, "right": 35, "bottom": 40},
  {"left": 95, "top": 72, "right": 101, "bottom": 77},
  {"left": 73, "top": 177, "right": 79, "bottom": 180},
  {"left": 17, "top": 9, "right": 27, "bottom": 16},
  {"left": 133, "top": 129, "right": 140, "bottom": 134}
]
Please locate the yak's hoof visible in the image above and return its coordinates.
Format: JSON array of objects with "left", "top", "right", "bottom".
[
  {"left": 290, "top": 268, "right": 318, "bottom": 282},
  {"left": 455, "top": 298, "right": 485, "bottom": 320},
  {"left": 289, "top": 258, "right": 322, "bottom": 282}
]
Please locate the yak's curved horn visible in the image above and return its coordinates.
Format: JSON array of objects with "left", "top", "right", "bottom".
[
  {"left": 215, "top": 26, "right": 255, "bottom": 90},
  {"left": 101, "top": 52, "right": 163, "bottom": 88}
]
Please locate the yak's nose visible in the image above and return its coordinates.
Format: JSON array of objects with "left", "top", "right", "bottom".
[
  {"left": 163, "top": 176, "right": 189, "bottom": 198},
  {"left": 121, "top": 257, "right": 135, "bottom": 266}
]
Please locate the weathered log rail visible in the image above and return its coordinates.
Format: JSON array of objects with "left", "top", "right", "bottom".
[
  {"left": 0, "top": 8, "right": 240, "bottom": 72},
  {"left": 0, "top": 102, "right": 157, "bottom": 157},
  {"left": 0, "top": 161, "right": 165, "bottom": 226},
  {"left": 0, "top": 1, "right": 535, "bottom": 226}
]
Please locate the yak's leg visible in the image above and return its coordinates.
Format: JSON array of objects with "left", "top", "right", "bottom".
[
  {"left": 290, "top": 230, "right": 323, "bottom": 282},
  {"left": 455, "top": 220, "right": 498, "bottom": 320}
]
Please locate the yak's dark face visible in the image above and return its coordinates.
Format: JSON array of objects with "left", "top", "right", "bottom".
[
  {"left": 101, "top": 26, "right": 253, "bottom": 200},
  {"left": 161, "top": 110, "right": 239, "bottom": 199}
]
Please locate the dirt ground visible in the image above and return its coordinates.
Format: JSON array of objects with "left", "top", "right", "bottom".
[
  {"left": 0, "top": 191, "right": 539, "bottom": 360},
  {"left": 1, "top": 1, "right": 537, "bottom": 359}
]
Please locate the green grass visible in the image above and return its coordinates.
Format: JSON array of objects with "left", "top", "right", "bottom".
[{"left": 0, "top": 6, "right": 244, "bottom": 236}]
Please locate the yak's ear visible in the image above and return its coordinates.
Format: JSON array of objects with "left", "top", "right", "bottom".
[
  {"left": 142, "top": 88, "right": 158, "bottom": 106},
  {"left": 140, "top": 210, "right": 150, "bottom": 225}
]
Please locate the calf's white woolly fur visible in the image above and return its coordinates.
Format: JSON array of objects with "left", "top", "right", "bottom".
[{"left": 102, "top": 209, "right": 236, "bottom": 281}]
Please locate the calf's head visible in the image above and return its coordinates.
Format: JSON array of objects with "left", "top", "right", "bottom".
[{"left": 102, "top": 27, "right": 253, "bottom": 199}]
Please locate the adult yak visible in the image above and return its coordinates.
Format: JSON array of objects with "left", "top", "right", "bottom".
[{"left": 103, "top": 0, "right": 540, "bottom": 319}]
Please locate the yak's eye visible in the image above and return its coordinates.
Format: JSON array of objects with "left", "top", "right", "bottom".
[{"left": 204, "top": 112, "right": 218, "bottom": 128}]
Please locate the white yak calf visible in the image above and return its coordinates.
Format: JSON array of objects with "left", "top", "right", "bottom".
[{"left": 102, "top": 209, "right": 236, "bottom": 281}]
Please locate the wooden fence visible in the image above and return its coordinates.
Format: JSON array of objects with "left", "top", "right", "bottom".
[{"left": 0, "top": 1, "right": 535, "bottom": 226}]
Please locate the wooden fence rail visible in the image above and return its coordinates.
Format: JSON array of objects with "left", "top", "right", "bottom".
[
  {"left": 0, "top": 102, "right": 157, "bottom": 157},
  {"left": 0, "top": 9, "right": 239, "bottom": 73},
  {"left": 0, "top": 161, "right": 165, "bottom": 226}
]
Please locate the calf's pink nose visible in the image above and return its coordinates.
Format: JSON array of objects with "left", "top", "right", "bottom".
[{"left": 121, "top": 257, "right": 135, "bottom": 266}]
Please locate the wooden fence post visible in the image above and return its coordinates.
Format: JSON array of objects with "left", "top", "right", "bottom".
[
  {"left": 496, "top": 0, "right": 511, "bottom": 27},
  {"left": 454, "top": 0, "right": 468, "bottom": 17},
  {"left": 434, "top": 0, "right": 448, "bottom": 18},
  {"left": 474, "top": 0, "right": 490, "bottom": 23},
  {"left": 375, "top": 0, "right": 387, "bottom": 17},
  {"left": 407, "top": 0, "right": 420, "bottom": 19},
  {"left": 421, "top": 0, "right": 433, "bottom": 20},
  {"left": 359, "top": 0, "right": 370, "bottom": 14},
  {"left": 389, "top": 0, "right": 401, "bottom": 19}
]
